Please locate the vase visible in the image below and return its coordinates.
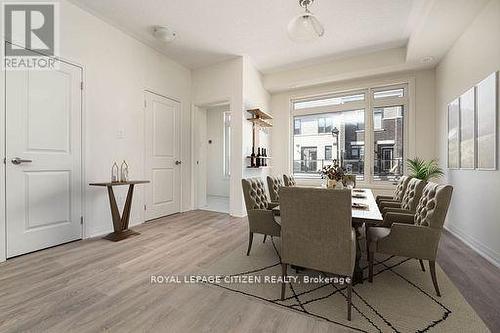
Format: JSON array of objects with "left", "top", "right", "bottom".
[
  {"left": 336, "top": 181, "right": 344, "bottom": 189},
  {"left": 327, "top": 179, "right": 337, "bottom": 189}
]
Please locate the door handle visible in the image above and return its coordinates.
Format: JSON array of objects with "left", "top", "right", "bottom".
[
  {"left": 11, "top": 157, "right": 33, "bottom": 165},
  {"left": 175, "top": 160, "right": 182, "bottom": 165}
]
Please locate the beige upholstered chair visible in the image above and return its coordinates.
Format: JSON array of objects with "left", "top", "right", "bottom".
[
  {"left": 279, "top": 187, "right": 355, "bottom": 320},
  {"left": 266, "top": 176, "right": 284, "bottom": 203},
  {"left": 241, "top": 178, "right": 281, "bottom": 256},
  {"left": 368, "top": 182, "right": 453, "bottom": 296},
  {"left": 376, "top": 175, "right": 411, "bottom": 206},
  {"left": 378, "top": 178, "right": 425, "bottom": 216},
  {"left": 283, "top": 174, "right": 296, "bottom": 186}
]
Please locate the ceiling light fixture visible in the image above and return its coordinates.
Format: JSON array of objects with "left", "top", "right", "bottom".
[
  {"left": 153, "top": 26, "right": 177, "bottom": 43},
  {"left": 287, "top": 0, "right": 325, "bottom": 43}
]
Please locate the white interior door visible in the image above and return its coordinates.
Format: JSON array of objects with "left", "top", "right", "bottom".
[
  {"left": 5, "top": 59, "right": 83, "bottom": 258},
  {"left": 144, "top": 91, "right": 181, "bottom": 220}
]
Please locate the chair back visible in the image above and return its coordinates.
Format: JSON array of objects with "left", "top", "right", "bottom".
[
  {"left": 280, "top": 187, "right": 354, "bottom": 276},
  {"left": 283, "top": 174, "right": 296, "bottom": 186},
  {"left": 393, "top": 176, "right": 411, "bottom": 201},
  {"left": 266, "top": 176, "right": 283, "bottom": 202},
  {"left": 242, "top": 178, "right": 270, "bottom": 212},
  {"left": 401, "top": 178, "right": 426, "bottom": 212},
  {"left": 414, "top": 182, "right": 453, "bottom": 230}
]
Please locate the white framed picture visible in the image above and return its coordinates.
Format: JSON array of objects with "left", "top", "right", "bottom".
[
  {"left": 447, "top": 98, "right": 460, "bottom": 169},
  {"left": 459, "top": 87, "right": 476, "bottom": 169},
  {"left": 476, "top": 72, "right": 498, "bottom": 170}
]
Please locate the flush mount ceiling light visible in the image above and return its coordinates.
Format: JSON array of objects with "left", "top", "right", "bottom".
[
  {"left": 287, "top": 0, "right": 325, "bottom": 43},
  {"left": 153, "top": 26, "right": 177, "bottom": 43}
]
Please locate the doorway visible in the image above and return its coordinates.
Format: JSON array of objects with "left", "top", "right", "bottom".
[
  {"left": 193, "top": 103, "right": 231, "bottom": 213},
  {"left": 5, "top": 52, "right": 83, "bottom": 258},
  {"left": 144, "top": 91, "right": 182, "bottom": 220}
]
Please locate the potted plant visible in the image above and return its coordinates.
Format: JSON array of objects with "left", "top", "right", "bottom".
[
  {"left": 407, "top": 158, "right": 444, "bottom": 181},
  {"left": 319, "top": 160, "right": 345, "bottom": 188}
]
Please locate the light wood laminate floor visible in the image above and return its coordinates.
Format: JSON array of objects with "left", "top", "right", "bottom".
[{"left": 0, "top": 210, "right": 498, "bottom": 332}]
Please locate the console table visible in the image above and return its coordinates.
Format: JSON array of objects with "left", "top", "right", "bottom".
[{"left": 89, "top": 180, "right": 149, "bottom": 241}]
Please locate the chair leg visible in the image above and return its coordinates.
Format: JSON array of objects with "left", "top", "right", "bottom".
[
  {"left": 263, "top": 235, "right": 267, "bottom": 243},
  {"left": 365, "top": 226, "right": 370, "bottom": 261},
  {"left": 281, "top": 263, "right": 288, "bottom": 300},
  {"left": 419, "top": 259, "right": 426, "bottom": 272},
  {"left": 347, "top": 278, "right": 352, "bottom": 321},
  {"left": 368, "top": 250, "right": 374, "bottom": 283},
  {"left": 246, "top": 232, "right": 254, "bottom": 256},
  {"left": 429, "top": 260, "right": 441, "bottom": 297}
]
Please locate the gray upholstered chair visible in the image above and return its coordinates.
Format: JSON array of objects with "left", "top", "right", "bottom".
[
  {"left": 242, "top": 178, "right": 281, "bottom": 256},
  {"left": 378, "top": 178, "right": 426, "bottom": 216},
  {"left": 279, "top": 187, "right": 355, "bottom": 320},
  {"left": 368, "top": 182, "right": 453, "bottom": 296},
  {"left": 376, "top": 175, "right": 411, "bottom": 206},
  {"left": 266, "top": 176, "right": 284, "bottom": 203},
  {"left": 283, "top": 174, "right": 296, "bottom": 186}
]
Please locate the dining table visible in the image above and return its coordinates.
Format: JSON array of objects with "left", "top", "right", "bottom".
[{"left": 272, "top": 188, "right": 383, "bottom": 284}]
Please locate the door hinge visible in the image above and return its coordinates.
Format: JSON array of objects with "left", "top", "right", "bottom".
[
  {"left": 144, "top": 99, "right": 147, "bottom": 108},
  {"left": 2, "top": 157, "right": 5, "bottom": 164},
  {"left": 80, "top": 81, "right": 84, "bottom": 90},
  {"left": 144, "top": 204, "right": 147, "bottom": 211},
  {"left": 80, "top": 216, "right": 84, "bottom": 225}
]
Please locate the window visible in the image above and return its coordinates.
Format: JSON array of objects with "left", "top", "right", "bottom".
[
  {"left": 294, "top": 93, "right": 364, "bottom": 110},
  {"left": 372, "top": 105, "right": 404, "bottom": 181},
  {"left": 292, "top": 110, "right": 365, "bottom": 179},
  {"left": 325, "top": 146, "right": 332, "bottom": 160},
  {"left": 300, "top": 147, "right": 317, "bottom": 173},
  {"left": 374, "top": 111, "right": 383, "bottom": 130},
  {"left": 292, "top": 84, "right": 407, "bottom": 183},
  {"left": 223, "top": 112, "right": 231, "bottom": 177},
  {"left": 373, "top": 88, "right": 404, "bottom": 99},
  {"left": 318, "top": 117, "right": 333, "bottom": 134},
  {"left": 294, "top": 119, "right": 301, "bottom": 135}
]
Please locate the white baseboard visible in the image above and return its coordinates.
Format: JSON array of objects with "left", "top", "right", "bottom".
[{"left": 444, "top": 224, "right": 500, "bottom": 269}]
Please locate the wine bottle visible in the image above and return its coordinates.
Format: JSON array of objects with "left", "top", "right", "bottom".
[
  {"left": 256, "top": 148, "right": 261, "bottom": 167},
  {"left": 250, "top": 147, "right": 256, "bottom": 167}
]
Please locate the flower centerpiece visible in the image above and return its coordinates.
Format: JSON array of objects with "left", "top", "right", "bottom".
[{"left": 319, "top": 160, "right": 345, "bottom": 189}]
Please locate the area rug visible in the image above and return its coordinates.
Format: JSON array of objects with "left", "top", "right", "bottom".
[{"left": 201, "top": 238, "right": 489, "bottom": 333}]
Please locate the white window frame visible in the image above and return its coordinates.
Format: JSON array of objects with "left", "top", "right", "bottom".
[{"left": 289, "top": 81, "right": 412, "bottom": 187}]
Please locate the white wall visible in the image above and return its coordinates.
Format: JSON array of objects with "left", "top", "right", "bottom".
[
  {"left": 0, "top": 0, "right": 192, "bottom": 259},
  {"left": 206, "top": 105, "right": 230, "bottom": 197},
  {"left": 192, "top": 58, "right": 245, "bottom": 216},
  {"left": 242, "top": 57, "right": 272, "bottom": 185},
  {"left": 270, "top": 69, "right": 436, "bottom": 196},
  {"left": 435, "top": 0, "right": 500, "bottom": 267}
]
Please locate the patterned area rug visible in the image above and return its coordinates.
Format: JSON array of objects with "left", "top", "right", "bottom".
[{"left": 202, "top": 238, "right": 489, "bottom": 333}]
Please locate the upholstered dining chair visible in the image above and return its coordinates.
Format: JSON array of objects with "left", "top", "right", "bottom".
[
  {"left": 266, "top": 176, "right": 284, "bottom": 204},
  {"left": 279, "top": 187, "right": 355, "bottom": 320},
  {"left": 241, "top": 178, "right": 281, "bottom": 256},
  {"left": 378, "top": 178, "right": 426, "bottom": 216},
  {"left": 376, "top": 175, "right": 411, "bottom": 206},
  {"left": 283, "top": 174, "right": 296, "bottom": 186},
  {"left": 367, "top": 182, "right": 453, "bottom": 296}
]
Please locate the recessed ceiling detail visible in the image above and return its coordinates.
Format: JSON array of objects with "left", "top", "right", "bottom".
[{"left": 67, "top": 0, "right": 428, "bottom": 72}]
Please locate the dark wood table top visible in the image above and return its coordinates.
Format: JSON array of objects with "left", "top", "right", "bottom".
[
  {"left": 89, "top": 180, "right": 150, "bottom": 187},
  {"left": 272, "top": 188, "right": 383, "bottom": 225}
]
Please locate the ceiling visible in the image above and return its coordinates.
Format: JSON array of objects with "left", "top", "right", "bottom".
[{"left": 69, "top": 0, "right": 420, "bottom": 72}]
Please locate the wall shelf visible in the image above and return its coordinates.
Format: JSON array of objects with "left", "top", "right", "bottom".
[{"left": 247, "top": 108, "right": 273, "bottom": 120}]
